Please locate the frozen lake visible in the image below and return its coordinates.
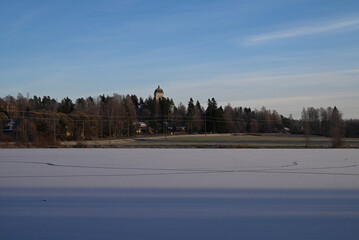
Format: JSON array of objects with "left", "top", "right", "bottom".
[{"left": 1, "top": 149, "right": 359, "bottom": 239}]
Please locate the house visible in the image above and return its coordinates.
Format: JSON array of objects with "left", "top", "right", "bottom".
[
  {"left": 1, "top": 111, "right": 16, "bottom": 139},
  {"left": 0, "top": 102, "right": 18, "bottom": 117},
  {"left": 4, "top": 119, "right": 15, "bottom": 131},
  {"left": 136, "top": 122, "right": 148, "bottom": 133},
  {"left": 176, "top": 126, "right": 186, "bottom": 132}
]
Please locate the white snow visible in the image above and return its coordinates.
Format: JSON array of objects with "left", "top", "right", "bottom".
[
  {"left": 0, "top": 149, "right": 358, "bottom": 189},
  {"left": 0, "top": 149, "right": 359, "bottom": 239}
]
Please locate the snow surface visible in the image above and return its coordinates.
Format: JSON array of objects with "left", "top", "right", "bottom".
[
  {"left": 1, "top": 149, "right": 359, "bottom": 239},
  {"left": 0, "top": 148, "right": 358, "bottom": 188}
]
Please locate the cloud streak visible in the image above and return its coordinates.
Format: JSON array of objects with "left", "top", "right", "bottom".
[
  {"left": 166, "top": 69, "right": 359, "bottom": 92},
  {"left": 158, "top": 68, "right": 359, "bottom": 118},
  {"left": 247, "top": 18, "right": 359, "bottom": 45}
]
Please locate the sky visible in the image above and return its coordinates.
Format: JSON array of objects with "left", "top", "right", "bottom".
[{"left": 0, "top": 0, "right": 359, "bottom": 119}]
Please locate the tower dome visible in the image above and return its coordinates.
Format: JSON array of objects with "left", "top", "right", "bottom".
[{"left": 154, "top": 85, "right": 164, "bottom": 101}]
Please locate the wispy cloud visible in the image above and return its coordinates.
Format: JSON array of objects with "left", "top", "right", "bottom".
[
  {"left": 157, "top": 68, "right": 359, "bottom": 118},
  {"left": 247, "top": 18, "right": 359, "bottom": 45},
  {"left": 166, "top": 68, "right": 359, "bottom": 92}
]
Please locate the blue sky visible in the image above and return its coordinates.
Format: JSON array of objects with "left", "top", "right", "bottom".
[{"left": 1, "top": 0, "right": 359, "bottom": 118}]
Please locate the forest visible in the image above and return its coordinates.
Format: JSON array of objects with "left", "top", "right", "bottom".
[{"left": 1, "top": 93, "right": 358, "bottom": 147}]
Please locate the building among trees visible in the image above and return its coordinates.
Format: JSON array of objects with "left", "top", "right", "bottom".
[
  {"left": 154, "top": 85, "right": 164, "bottom": 101},
  {"left": 1, "top": 88, "right": 359, "bottom": 146}
]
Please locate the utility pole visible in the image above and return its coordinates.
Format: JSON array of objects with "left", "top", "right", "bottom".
[
  {"left": 53, "top": 117, "right": 56, "bottom": 143},
  {"left": 82, "top": 121, "right": 85, "bottom": 140},
  {"left": 127, "top": 122, "right": 130, "bottom": 137},
  {"left": 23, "top": 110, "right": 26, "bottom": 143},
  {"left": 52, "top": 104, "right": 57, "bottom": 143},
  {"left": 205, "top": 116, "right": 207, "bottom": 136}
]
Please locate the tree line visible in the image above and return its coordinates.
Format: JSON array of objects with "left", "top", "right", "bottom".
[{"left": 1, "top": 93, "right": 358, "bottom": 147}]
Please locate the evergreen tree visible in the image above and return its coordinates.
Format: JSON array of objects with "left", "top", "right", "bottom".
[
  {"left": 205, "top": 98, "right": 218, "bottom": 133},
  {"left": 59, "top": 97, "right": 74, "bottom": 114},
  {"left": 186, "top": 98, "right": 195, "bottom": 133},
  {"left": 331, "top": 106, "right": 343, "bottom": 148}
]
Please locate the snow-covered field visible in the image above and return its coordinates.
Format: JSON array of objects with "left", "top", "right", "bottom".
[{"left": 1, "top": 149, "right": 359, "bottom": 239}]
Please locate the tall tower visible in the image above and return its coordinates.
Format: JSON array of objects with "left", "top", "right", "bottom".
[{"left": 154, "top": 85, "right": 164, "bottom": 101}]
